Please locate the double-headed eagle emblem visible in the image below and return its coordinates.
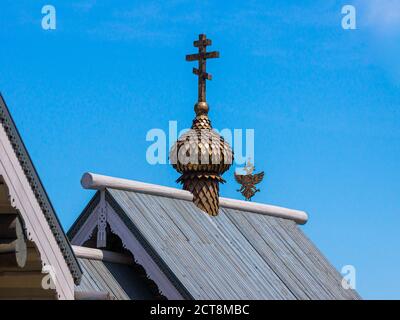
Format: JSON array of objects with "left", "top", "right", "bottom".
[{"left": 234, "top": 159, "right": 264, "bottom": 201}]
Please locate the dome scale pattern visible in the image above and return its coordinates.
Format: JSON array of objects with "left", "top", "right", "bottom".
[{"left": 169, "top": 35, "right": 233, "bottom": 216}]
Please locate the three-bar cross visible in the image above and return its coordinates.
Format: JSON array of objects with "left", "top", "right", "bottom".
[{"left": 186, "top": 34, "right": 219, "bottom": 103}]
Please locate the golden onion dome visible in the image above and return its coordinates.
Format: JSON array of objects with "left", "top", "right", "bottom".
[
  {"left": 170, "top": 103, "right": 233, "bottom": 179},
  {"left": 170, "top": 101, "right": 233, "bottom": 216},
  {"left": 169, "top": 34, "right": 233, "bottom": 216}
]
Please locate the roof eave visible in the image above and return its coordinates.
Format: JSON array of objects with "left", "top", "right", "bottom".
[{"left": 0, "top": 92, "right": 82, "bottom": 284}]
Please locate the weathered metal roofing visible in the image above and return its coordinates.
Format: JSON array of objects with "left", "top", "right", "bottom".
[
  {"left": 102, "top": 188, "right": 360, "bottom": 300},
  {"left": 80, "top": 172, "right": 308, "bottom": 224},
  {"left": 0, "top": 93, "right": 82, "bottom": 284},
  {"left": 76, "top": 257, "right": 156, "bottom": 300}
]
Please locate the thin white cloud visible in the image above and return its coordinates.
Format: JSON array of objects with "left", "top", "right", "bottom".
[
  {"left": 353, "top": 0, "right": 400, "bottom": 85},
  {"left": 71, "top": 0, "right": 97, "bottom": 13},
  {"left": 86, "top": 2, "right": 190, "bottom": 43},
  {"left": 357, "top": 0, "right": 400, "bottom": 35}
]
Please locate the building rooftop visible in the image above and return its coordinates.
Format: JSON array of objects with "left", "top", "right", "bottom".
[{"left": 68, "top": 173, "right": 360, "bottom": 300}]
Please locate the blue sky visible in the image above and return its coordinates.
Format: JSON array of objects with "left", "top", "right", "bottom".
[{"left": 1, "top": 0, "right": 400, "bottom": 299}]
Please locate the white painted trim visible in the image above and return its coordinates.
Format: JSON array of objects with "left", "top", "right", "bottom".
[
  {"left": 72, "top": 246, "right": 133, "bottom": 265},
  {"left": 71, "top": 204, "right": 98, "bottom": 246},
  {"left": 81, "top": 172, "right": 308, "bottom": 224},
  {"left": 0, "top": 125, "right": 75, "bottom": 300},
  {"left": 70, "top": 201, "right": 184, "bottom": 300},
  {"left": 107, "top": 209, "right": 184, "bottom": 300},
  {"left": 96, "top": 190, "right": 107, "bottom": 248},
  {"left": 81, "top": 172, "right": 192, "bottom": 201}
]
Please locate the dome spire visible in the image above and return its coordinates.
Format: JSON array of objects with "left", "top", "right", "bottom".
[
  {"left": 170, "top": 34, "right": 233, "bottom": 216},
  {"left": 186, "top": 34, "right": 219, "bottom": 116},
  {"left": 186, "top": 34, "right": 219, "bottom": 103}
]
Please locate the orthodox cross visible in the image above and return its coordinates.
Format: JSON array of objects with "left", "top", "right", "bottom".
[{"left": 186, "top": 34, "right": 219, "bottom": 103}]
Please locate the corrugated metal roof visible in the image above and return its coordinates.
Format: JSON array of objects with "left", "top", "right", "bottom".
[
  {"left": 76, "top": 258, "right": 156, "bottom": 300},
  {"left": 106, "top": 188, "right": 360, "bottom": 300}
]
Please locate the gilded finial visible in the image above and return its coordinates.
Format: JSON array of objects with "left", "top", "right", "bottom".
[
  {"left": 186, "top": 34, "right": 219, "bottom": 116},
  {"left": 170, "top": 35, "right": 233, "bottom": 216}
]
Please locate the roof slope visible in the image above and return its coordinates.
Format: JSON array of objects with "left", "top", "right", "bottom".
[
  {"left": 0, "top": 93, "right": 82, "bottom": 284},
  {"left": 76, "top": 258, "right": 156, "bottom": 300},
  {"left": 103, "top": 188, "right": 360, "bottom": 300}
]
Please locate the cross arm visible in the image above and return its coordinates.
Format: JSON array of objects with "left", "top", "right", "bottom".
[
  {"left": 193, "top": 68, "right": 212, "bottom": 80},
  {"left": 186, "top": 51, "right": 220, "bottom": 61},
  {"left": 194, "top": 38, "right": 212, "bottom": 47}
]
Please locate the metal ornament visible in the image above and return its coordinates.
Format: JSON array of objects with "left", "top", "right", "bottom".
[
  {"left": 234, "top": 159, "right": 264, "bottom": 201},
  {"left": 170, "top": 34, "right": 233, "bottom": 216}
]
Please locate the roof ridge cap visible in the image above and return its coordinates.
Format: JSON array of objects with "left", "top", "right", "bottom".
[
  {"left": 81, "top": 172, "right": 308, "bottom": 224},
  {"left": 72, "top": 245, "right": 133, "bottom": 265}
]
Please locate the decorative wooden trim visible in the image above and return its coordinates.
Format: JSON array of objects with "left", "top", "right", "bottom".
[
  {"left": 81, "top": 172, "right": 309, "bottom": 224},
  {"left": 69, "top": 203, "right": 98, "bottom": 246},
  {"left": 96, "top": 191, "right": 107, "bottom": 248},
  {"left": 72, "top": 245, "right": 133, "bottom": 265},
  {"left": 67, "top": 191, "right": 100, "bottom": 241},
  {"left": 70, "top": 198, "right": 185, "bottom": 300},
  {"left": 106, "top": 208, "right": 185, "bottom": 300},
  {"left": 0, "top": 94, "right": 81, "bottom": 284},
  {"left": 0, "top": 126, "right": 75, "bottom": 299}
]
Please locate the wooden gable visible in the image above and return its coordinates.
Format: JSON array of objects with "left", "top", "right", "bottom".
[{"left": 0, "top": 94, "right": 81, "bottom": 299}]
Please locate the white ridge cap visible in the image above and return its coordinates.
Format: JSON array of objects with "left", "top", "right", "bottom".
[
  {"left": 81, "top": 172, "right": 308, "bottom": 225},
  {"left": 72, "top": 245, "right": 133, "bottom": 265}
]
